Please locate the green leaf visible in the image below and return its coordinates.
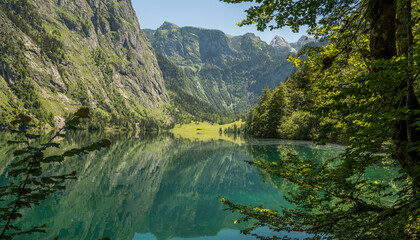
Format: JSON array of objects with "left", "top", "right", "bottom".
[
  {"left": 13, "top": 150, "right": 28, "bottom": 157},
  {"left": 75, "top": 108, "right": 90, "bottom": 117},
  {"left": 10, "top": 120, "right": 22, "bottom": 125},
  {"left": 33, "top": 152, "right": 44, "bottom": 159},
  {"left": 100, "top": 139, "right": 111, "bottom": 147},
  {"left": 11, "top": 158, "right": 30, "bottom": 167},
  {"left": 18, "top": 114, "right": 31, "bottom": 123},
  {"left": 84, "top": 143, "right": 102, "bottom": 152},
  {"left": 41, "top": 143, "right": 60, "bottom": 148},
  {"left": 9, "top": 168, "right": 27, "bottom": 177},
  {"left": 66, "top": 118, "right": 81, "bottom": 126},
  {"left": 42, "top": 155, "right": 64, "bottom": 163},
  {"left": 30, "top": 168, "right": 42, "bottom": 176},
  {"left": 41, "top": 177, "right": 56, "bottom": 184},
  {"left": 64, "top": 125, "right": 77, "bottom": 131},
  {"left": 63, "top": 148, "right": 84, "bottom": 157},
  {"left": 26, "top": 134, "right": 40, "bottom": 139},
  {"left": 7, "top": 140, "right": 24, "bottom": 145}
]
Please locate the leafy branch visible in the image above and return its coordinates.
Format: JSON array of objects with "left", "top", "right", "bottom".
[{"left": 0, "top": 108, "right": 111, "bottom": 239}]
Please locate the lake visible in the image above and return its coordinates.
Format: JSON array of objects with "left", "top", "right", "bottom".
[{"left": 0, "top": 132, "right": 346, "bottom": 240}]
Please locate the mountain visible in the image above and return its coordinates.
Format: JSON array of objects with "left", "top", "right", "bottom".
[
  {"left": 270, "top": 35, "right": 322, "bottom": 54},
  {"left": 290, "top": 35, "right": 318, "bottom": 52},
  {"left": 0, "top": 0, "right": 169, "bottom": 128},
  {"left": 144, "top": 22, "right": 295, "bottom": 112},
  {"left": 270, "top": 35, "right": 297, "bottom": 54}
]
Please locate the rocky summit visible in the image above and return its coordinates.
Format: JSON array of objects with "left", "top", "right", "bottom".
[
  {"left": 270, "top": 35, "right": 320, "bottom": 53},
  {"left": 270, "top": 35, "right": 297, "bottom": 54}
]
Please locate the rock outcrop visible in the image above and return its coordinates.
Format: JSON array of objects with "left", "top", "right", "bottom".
[{"left": 270, "top": 35, "right": 297, "bottom": 54}]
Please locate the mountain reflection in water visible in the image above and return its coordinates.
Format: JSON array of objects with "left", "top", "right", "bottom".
[{"left": 0, "top": 132, "right": 343, "bottom": 240}]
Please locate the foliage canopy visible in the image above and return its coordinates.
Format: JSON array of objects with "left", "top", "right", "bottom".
[{"left": 220, "top": 0, "right": 420, "bottom": 239}]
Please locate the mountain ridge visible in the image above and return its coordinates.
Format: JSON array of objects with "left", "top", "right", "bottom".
[
  {"left": 144, "top": 22, "right": 295, "bottom": 112},
  {"left": 270, "top": 35, "right": 318, "bottom": 53}
]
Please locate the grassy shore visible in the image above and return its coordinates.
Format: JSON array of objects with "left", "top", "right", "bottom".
[{"left": 170, "top": 120, "right": 244, "bottom": 143}]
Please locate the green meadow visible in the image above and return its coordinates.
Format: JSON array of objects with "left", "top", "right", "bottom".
[{"left": 170, "top": 120, "right": 244, "bottom": 143}]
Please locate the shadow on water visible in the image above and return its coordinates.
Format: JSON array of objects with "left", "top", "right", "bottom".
[{"left": 0, "top": 133, "right": 371, "bottom": 240}]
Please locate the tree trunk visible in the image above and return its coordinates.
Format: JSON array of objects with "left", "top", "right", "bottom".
[
  {"left": 395, "top": 0, "right": 420, "bottom": 190},
  {"left": 369, "top": 0, "right": 397, "bottom": 59},
  {"left": 369, "top": 0, "right": 420, "bottom": 191}
]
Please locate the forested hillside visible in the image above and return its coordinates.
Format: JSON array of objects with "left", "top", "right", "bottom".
[{"left": 245, "top": 68, "right": 319, "bottom": 140}]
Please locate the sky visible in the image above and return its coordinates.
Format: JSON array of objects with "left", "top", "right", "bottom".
[{"left": 131, "top": 0, "right": 308, "bottom": 44}]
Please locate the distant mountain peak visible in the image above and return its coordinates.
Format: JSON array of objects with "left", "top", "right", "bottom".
[
  {"left": 270, "top": 35, "right": 297, "bottom": 53},
  {"left": 243, "top": 32, "right": 256, "bottom": 37},
  {"left": 272, "top": 35, "right": 287, "bottom": 43},
  {"left": 160, "top": 21, "right": 180, "bottom": 30},
  {"left": 290, "top": 35, "right": 317, "bottom": 51}
]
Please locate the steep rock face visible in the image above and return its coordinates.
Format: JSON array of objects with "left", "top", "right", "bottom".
[
  {"left": 145, "top": 23, "right": 294, "bottom": 112},
  {"left": 0, "top": 0, "right": 169, "bottom": 126},
  {"left": 270, "top": 35, "right": 297, "bottom": 54}
]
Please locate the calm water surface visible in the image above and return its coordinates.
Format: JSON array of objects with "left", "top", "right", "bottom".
[{"left": 0, "top": 132, "right": 346, "bottom": 240}]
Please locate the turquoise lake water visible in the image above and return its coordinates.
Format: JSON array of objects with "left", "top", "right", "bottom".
[{"left": 0, "top": 132, "right": 347, "bottom": 240}]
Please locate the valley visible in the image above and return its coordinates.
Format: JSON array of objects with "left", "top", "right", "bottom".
[{"left": 0, "top": 0, "right": 315, "bottom": 129}]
